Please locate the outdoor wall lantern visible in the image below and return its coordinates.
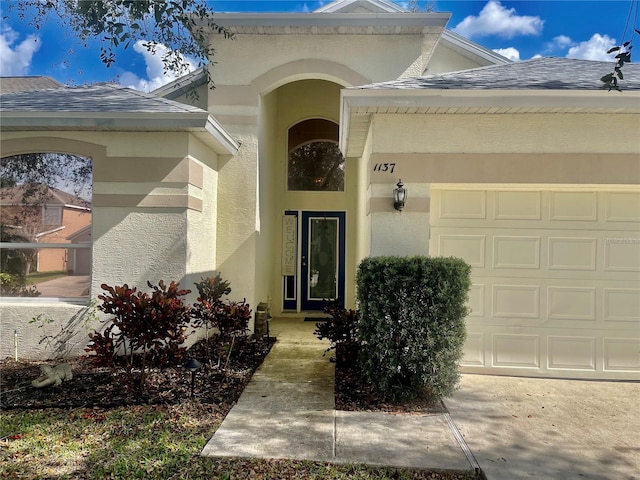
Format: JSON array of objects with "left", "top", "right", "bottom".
[
  {"left": 185, "top": 358, "right": 203, "bottom": 399},
  {"left": 393, "top": 179, "right": 407, "bottom": 211}
]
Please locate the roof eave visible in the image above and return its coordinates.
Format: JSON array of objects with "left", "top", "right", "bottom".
[
  {"left": 0, "top": 111, "right": 239, "bottom": 156},
  {"left": 440, "top": 30, "right": 512, "bottom": 65},
  {"left": 340, "top": 88, "right": 640, "bottom": 157},
  {"left": 195, "top": 12, "right": 451, "bottom": 31}
]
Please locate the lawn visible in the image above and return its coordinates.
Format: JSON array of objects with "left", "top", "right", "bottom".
[
  {"left": 27, "top": 270, "right": 69, "bottom": 284},
  {"left": 0, "top": 403, "right": 476, "bottom": 479},
  {"left": 1, "top": 335, "right": 477, "bottom": 480}
]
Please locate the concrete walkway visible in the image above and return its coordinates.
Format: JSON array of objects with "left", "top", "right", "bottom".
[
  {"left": 202, "top": 319, "right": 640, "bottom": 478},
  {"left": 201, "top": 318, "right": 474, "bottom": 471}
]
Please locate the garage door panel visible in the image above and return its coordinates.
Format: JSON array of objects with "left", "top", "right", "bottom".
[
  {"left": 603, "top": 338, "right": 640, "bottom": 371},
  {"left": 492, "top": 285, "right": 540, "bottom": 319},
  {"left": 438, "top": 234, "right": 486, "bottom": 267},
  {"left": 468, "top": 277, "right": 635, "bottom": 331},
  {"left": 549, "top": 191, "right": 598, "bottom": 221},
  {"left": 467, "top": 284, "right": 485, "bottom": 317},
  {"left": 493, "top": 236, "right": 540, "bottom": 269},
  {"left": 439, "top": 189, "right": 486, "bottom": 219},
  {"left": 493, "top": 334, "right": 541, "bottom": 368},
  {"left": 604, "top": 239, "right": 640, "bottom": 272},
  {"left": 547, "top": 286, "right": 596, "bottom": 321},
  {"left": 432, "top": 189, "right": 640, "bottom": 231},
  {"left": 547, "top": 237, "right": 597, "bottom": 270},
  {"left": 603, "top": 288, "right": 640, "bottom": 322},
  {"left": 547, "top": 336, "right": 597, "bottom": 371},
  {"left": 461, "top": 327, "right": 640, "bottom": 378},
  {"left": 462, "top": 332, "right": 485, "bottom": 366},
  {"left": 604, "top": 192, "right": 640, "bottom": 222},
  {"left": 432, "top": 186, "right": 640, "bottom": 380},
  {"left": 494, "top": 190, "right": 541, "bottom": 220}
]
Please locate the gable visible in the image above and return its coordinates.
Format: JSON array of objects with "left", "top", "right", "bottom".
[{"left": 315, "top": 0, "right": 405, "bottom": 13}]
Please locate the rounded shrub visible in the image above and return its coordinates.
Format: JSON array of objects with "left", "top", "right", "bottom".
[{"left": 357, "top": 256, "right": 471, "bottom": 401}]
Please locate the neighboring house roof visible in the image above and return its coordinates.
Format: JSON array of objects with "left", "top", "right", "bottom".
[
  {"left": 0, "top": 83, "right": 239, "bottom": 155},
  {"left": 0, "top": 76, "right": 63, "bottom": 94},
  {"left": 353, "top": 57, "right": 640, "bottom": 90},
  {"left": 0, "top": 184, "right": 89, "bottom": 209},
  {"left": 66, "top": 224, "right": 92, "bottom": 242},
  {"left": 340, "top": 57, "right": 640, "bottom": 157}
]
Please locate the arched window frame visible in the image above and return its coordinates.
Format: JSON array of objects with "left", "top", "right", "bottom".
[{"left": 287, "top": 118, "right": 345, "bottom": 192}]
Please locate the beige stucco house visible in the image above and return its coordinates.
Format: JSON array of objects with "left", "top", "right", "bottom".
[{"left": 1, "top": 0, "right": 639, "bottom": 379}]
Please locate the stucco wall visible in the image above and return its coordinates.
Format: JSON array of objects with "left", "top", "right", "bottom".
[
  {"left": 426, "top": 43, "right": 493, "bottom": 74},
  {"left": 1, "top": 130, "right": 222, "bottom": 359},
  {"left": 209, "top": 33, "right": 424, "bottom": 87},
  {"left": 1, "top": 301, "right": 94, "bottom": 360},
  {"left": 370, "top": 113, "right": 640, "bottom": 155}
]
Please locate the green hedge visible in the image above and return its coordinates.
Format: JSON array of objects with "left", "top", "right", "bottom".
[{"left": 357, "top": 256, "right": 471, "bottom": 401}]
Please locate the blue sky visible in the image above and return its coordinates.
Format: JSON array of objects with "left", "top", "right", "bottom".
[{"left": 1, "top": 1, "right": 637, "bottom": 91}]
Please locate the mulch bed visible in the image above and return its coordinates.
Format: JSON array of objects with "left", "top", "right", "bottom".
[
  {"left": 0, "top": 336, "right": 275, "bottom": 410},
  {"left": 1, "top": 336, "right": 443, "bottom": 414}
]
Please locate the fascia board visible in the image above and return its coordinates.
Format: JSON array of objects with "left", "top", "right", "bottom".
[
  {"left": 199, "top": 12, "right": 451, "bottom": 29},
  {"left": 152, "top": 67, "right": 207, "bottom": 98},
  {"left": 202, "top": 115, "right": 240, "bottom": 155},
  {"left": 441, "top": 30, "right": 511, "bottom": 65}
]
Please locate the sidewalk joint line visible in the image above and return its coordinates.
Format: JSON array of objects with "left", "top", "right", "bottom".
[
  {"left": 443, "top": 411, "right": 481, "bottom": 475},
  {"left": 332, "top": 409, "right": 337, "bottom": 458}
]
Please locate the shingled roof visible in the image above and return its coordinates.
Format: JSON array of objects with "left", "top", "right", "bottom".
[
  {"left": 354, "top": 57, "right": 640, "bottom": 91},
  {"left": 0, "top": 83, "right": 205, "bottom": 114},
  {"left": 0, "top": 76, "right": 63, "bottom": 94},
  {"left": 0, "top": 83, "right": 239, "bottom": 155}
]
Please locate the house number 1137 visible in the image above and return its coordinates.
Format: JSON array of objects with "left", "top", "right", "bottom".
[{"left": 373, "top": 163, "right": 396, "bottom": 173}]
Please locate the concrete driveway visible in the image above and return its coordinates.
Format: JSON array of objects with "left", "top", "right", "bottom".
[
  {"left": 444, "top": 374, "right": 640, "bottom": 480},
  {"left": 33, "top": 275, "right": 89, "bottom": 297}
]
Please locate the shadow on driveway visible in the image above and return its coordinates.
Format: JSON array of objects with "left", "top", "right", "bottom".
[{"left": 445, "top": 374, "right": 640, "bottom": 480}]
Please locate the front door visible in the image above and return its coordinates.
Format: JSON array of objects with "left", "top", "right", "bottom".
[{"left": 301, "top": 211, "right": 345, "bottom": 311}]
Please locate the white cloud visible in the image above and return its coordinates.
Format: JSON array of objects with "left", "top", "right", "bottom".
[
  {"left": 0, "top": 25, "right": 40, "bottom": 76},
  {"left": 566, "top": 33, "right": 618, "bottom": 61},
  {"left": 552, "top": 35, "right": 573, "bottom": 49},
  {"left": 493, "top": 47, "right": 520, "bottom": 61},
  {"left": 452, "top": 0, "right": 544, "bottom": 39},
  {"left": 119, "top": 40, "right": 197, "bottom": 92}
]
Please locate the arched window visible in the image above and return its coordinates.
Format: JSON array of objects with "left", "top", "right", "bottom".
[
  {"left": 288, "top": 119, "right": 344, "bottom": 191},
  {"left": 0, "top": 153, "right": 92, "bottom": 299}
]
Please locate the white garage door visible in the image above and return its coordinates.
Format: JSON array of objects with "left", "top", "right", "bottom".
[{"left": 429, "top": 185, "right": 640, "bottom": 380}]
